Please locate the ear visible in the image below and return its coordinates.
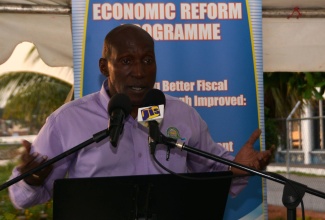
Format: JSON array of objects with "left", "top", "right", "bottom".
[{"left": 99, "top": 58, "right": 109, "bottom": 77}]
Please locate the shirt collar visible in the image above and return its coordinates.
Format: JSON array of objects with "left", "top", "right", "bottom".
[{"left": 99, "top": 79, "right": 110, "bottom": 112}]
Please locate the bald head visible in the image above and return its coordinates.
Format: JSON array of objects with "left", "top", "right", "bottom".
[{"left": 102, "top": 24, "right": 154, "bottom": 59}]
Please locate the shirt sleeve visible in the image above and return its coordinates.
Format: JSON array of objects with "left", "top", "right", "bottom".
[
  {"left": 8, "top": 167, "right": 52, "bottom": 209},
  {"left": 8, "top": 114, "right": 71, "bottom": 209}
]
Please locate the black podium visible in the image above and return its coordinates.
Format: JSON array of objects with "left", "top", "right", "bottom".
[{"left": 53, "top": 171, "right": 232, "bottom": 220}]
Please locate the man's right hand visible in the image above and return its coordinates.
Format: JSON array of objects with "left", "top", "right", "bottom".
[{"left": 16, "top": 140, "right": 53, "bottom": 186}]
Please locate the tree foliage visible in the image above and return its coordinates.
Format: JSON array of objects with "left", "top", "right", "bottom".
[
  {"left": 0, "top": 72, "right": 72, "bottom": 134},
  {"left": 263, "top": 72, "right": 325, "bottom": 150},
  {"left": 264, "top": 72, "right": 325, "bottom": 118}
]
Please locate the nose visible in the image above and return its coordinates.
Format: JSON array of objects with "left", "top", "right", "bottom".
[{"left": 131, "top": 61, "right": 145, "bottom": 78}]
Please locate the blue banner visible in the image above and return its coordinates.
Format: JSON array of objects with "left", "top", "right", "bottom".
[{"left": 72, "top": 0, "right": 266, "bottom": 219}]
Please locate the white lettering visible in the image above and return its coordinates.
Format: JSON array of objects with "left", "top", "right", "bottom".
[
  {"left": 180, "top": 3, "right": 242, "bottom": 20},
  {"left": 162, "top": 80, "right": 195, "bottom": 92},
  {"left": 92, "top": 3, "right": 176, "bottom": 20}
]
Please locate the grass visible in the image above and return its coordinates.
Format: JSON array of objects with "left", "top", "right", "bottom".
[{"left": 0, "top": 163, "right": 53, "bottom": 220}]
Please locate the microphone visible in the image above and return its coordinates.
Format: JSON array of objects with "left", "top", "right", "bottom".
[
  {"left": 108, "top": 93, "right": 132, "bottom": 147},
  {"left": 137, "top": 89, "right": 166, "bottom": 154},
  {"left": 138, "top": 89, "right": 166, "bottom": 126}
]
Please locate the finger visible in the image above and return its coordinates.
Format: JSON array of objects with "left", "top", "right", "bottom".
[
  {"left": 36, "top": 155, "right": 51, "bottom": 173},
  {"left": 263, "top": 149, "right": 273, "bottom": 160},
  {"left": 258, "top": 151, "right": 272, "bottom": 168},
  {"left": 248, "top": 157, "right": 261, "bottom": 169},
  {"left": 23, "top": 157, "right": 53, "bottom": 186},
  {"left": 257, "top": 158, "right": 268, "bottom": 168},
  {"left": 269, "top": 145, "right": 276, "bottom": 154},
  {"left": 27, "top": 155, "right": 49, "bottom": 171},
  {"left": 31, "top": 161, "right": 53, "bottom": 183},
  {"left": 246, "top": 129, "right": 261, "bottom": 146},
  {"left": 17, "top": 152, "right": 38, "bottom": 171},
  {"left": 19, "top": 144, "right": 32, "bottom": 162},
  {"left": 37, "top": 164, "right": 53, "bottom": 180},
  {"left": 253, "top": 160, "right": 261, "bottom": 170},
  {"left": 20, "top": 152, "right": 32, "bottom": 163},
  {"left": 25, "top": 173, "right": 44, "bottom": 186},
  {"left": 32, "top": 174, "right": 41, "bottom": 179},
  {"left": 23, "top": 152, "right": 39, "bottom": 165},
  {"left": 18, "top": 153, "right": 46, "bottom": 174},
  {"left": 257, "top": 152, "right": 270, "bottom": 165},
  {"left": 21, "top": 140, "right": 32, "bottom": 153}
]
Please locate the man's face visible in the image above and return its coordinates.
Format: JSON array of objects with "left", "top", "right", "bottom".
[{"left": 106, "top": 30, "right": 157, "bottom": 107}]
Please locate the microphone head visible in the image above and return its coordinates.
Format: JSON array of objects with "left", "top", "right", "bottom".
[
  {"left": 137, "top": 89, "right": 165, "bottom": 126},
  {"left": 108, "top": 93, "right": 132, "bottom": 116},
  {"left": 142, "top": 89, "right": 166, "bottom": 107}
]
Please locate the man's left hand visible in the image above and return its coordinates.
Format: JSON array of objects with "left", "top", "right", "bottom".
[{"left": 232, "top": 129, "right": 274, "bottom": 175}]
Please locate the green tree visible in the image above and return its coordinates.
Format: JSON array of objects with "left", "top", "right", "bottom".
[
  {"left": 0, "top": 72, "right": 72, "bottom": 134},
  {"left": 264, "top": 72, "right": 325, "bottom": 118},
  {"left": 263, "top": 72, "right": 325, "bottom": 150}
]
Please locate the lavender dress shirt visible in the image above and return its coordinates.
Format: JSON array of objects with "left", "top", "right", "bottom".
[{"left": 9, "top": 80, "right": 247, "bottom": 209}]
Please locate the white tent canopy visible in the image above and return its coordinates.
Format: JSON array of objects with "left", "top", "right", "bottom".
[
  {"left": 263, "top": 0, "right": 325, "bottom": 72},
  {"left": 1, "top": 0, "right": 325, "bottom": 71},
  {"left": 0, "top": 0, "right": 72, "bottom": 67}
]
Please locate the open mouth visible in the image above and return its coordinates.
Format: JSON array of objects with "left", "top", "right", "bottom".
[
  {"left": 130, "top": 86, "right": 145, "bottom": 91},
  {"left": 131, "top": 86, "right": 144, "bottom": 91}
]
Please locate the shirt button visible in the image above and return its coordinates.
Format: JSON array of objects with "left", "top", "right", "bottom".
[
  {"left": 138, "top": 153, "right": 142, "bottom": 158},
  {"left": 133, "top": 124, "right": 137, "bottom": 128}
]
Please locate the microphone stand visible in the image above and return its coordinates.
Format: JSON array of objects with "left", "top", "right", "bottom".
[
  {"left": 151, "top": 131, "right": 325, "bottom": 220},
  {"left": 0, "top": 129, "right": 110, "bottom": 191}
]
